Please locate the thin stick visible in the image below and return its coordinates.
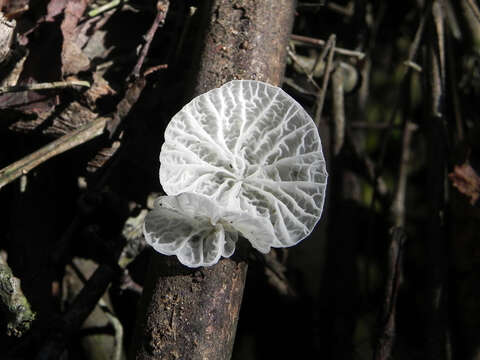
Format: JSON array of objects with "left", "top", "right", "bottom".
[
  {"left": 368, "top": 8, "right": 427, "bottom": 205},
  {"left": 314, "top": 34, "right": 336, "bottom": 127},
  {"left": 283, "top": 77, "right": 317, "bottom": 96},
  {"left": 425, "top": 4, "right": 449, "bottom": 359},
  {"left": 466, "top": 0, "right": 480, "bottom": 25},
  {"left": 403, "top": 60, "right": 422, "bottom": 72},
  {"left": 70, "top": 261, "right": 125, "bottom": 360},
  {"left": 309, "top": 33, "right": 333, "bottom": 78},
  {"left": 373, "top": 228, "right": 406, "bottom": 360},
  {"left": 286, "top": 46, "right": 321, "bottom": 90},
  {"left": 0, "top": 117, "right": 107, "bottom": 189},
  {"left": 391, "top": 122, "right": 417, "bottom": 227},
  {"left": 0, "top": 80, "right": 90, "bottom": 95},
  {"left": 372, "top": 11, "right": 426, "bottom": 178},
  {"left": 88, "top": 0, "right": 127, "bottom": 17},
  {"left": 365, "top": 7, "right": 428, "bottom": 300},
  {"left": 344, "top": 129, "right": 389, "bottom": 200},
  {"left": 373, "top": 92, "right": 416, "bottom": 360},
  {"left": 331, "top": 61, "right": 345, "bottom": 155},
  {"left": 446, "top": 26, "right": 464, "bottom": 142},
  {"left": 143, "top": 63, "right": 168, "bottom": 76},
  {"left": 36, "top": 263, "right": 119, "bottom": 360},
  {"left": 131, "top": 0, "right": 170, "bottom": 79},
  {"left": 291, "top": 34, "right": 365, "bottom": 59}
]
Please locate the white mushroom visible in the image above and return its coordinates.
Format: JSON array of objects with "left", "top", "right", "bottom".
[
  {"left": 143, "top": 193, "right": 275, "bottom": 267},
  {"left": 144, "top": 80, "right": 327, "bottom": 267}
]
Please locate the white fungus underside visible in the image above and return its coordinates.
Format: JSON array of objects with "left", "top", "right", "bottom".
[
  {"left": 144, "top": 193, "right": 276, "bottom": 267},
  {"left": 146, "top": 80, "right": 327, "bottom": 267}
]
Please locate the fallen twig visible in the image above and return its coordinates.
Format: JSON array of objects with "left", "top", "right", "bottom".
[
  {"left": 0, "top": 80, "right": 90, "bottom": 95},
  {"left": 0, "top": 117, "right": 107, "bottom": 190},
  {"left": 88, "top": 0, "right": 128, "bottom": 17},
  {"left": 143, "top": 63, "right": 168, "bottom": 76}
]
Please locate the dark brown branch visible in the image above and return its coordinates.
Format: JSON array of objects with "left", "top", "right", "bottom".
[
  {"left": 331, "top": 62, "right": 345, "bottom": 155},
  {"left": 373, "top": 228, "right": 406, "bottom": 360},
  {"left": 131, "top": 1, "right": 296, "bottom": 359},
  {"left": 130, "top": 0, "right": 170, "bottom": 79},
  {"left": 314, "top": 35, "right": 336, "bottom": 127},
  {"left": 364, "top": 2, "right": 428, "bottom": 315},
  {"left": 373, "top": 110, "right": 415, "bottom": 360},
  {"left": 36, "top": 214, "right": 145, "bottom": 359},
  {"left": 390, "top": 121, "right": 417, "bottom": 227},
  {"left": 36, "top": 263, "right": 120, "bottom": 360}
]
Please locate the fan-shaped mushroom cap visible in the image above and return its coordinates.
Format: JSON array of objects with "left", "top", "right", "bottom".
[
  {"left": 154, "top": 80, "right": 327, "bottom": 262},
  {"left": 145, "top": 80, "right": 327, "bottom": 267}
]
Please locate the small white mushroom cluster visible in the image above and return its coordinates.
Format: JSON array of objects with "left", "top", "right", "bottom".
[{"left": 143, "top": 80, "right": 328, "bottom": 267}]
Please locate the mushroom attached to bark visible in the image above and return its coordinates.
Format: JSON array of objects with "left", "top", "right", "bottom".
[{"left": 144, "top": 80, "right": 328, "bottom": 267}]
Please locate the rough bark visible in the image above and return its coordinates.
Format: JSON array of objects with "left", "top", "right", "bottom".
[
  {"left": 132, "top": 255, "right": 248, "bottom": 360},
  {"left": 192, "top": 0, "right": 294, "bottom": 95},
  {"left": 131, "top": 1, "right": 296, "bottom": 359}
]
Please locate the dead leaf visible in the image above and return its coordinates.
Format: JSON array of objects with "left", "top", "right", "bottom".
[
  {"left": 1, "top": 47, "right": 27, "bottom": 86},
  {"left": 1, "top": 0, "right": 28, "bottom": 18},
  {"left": 43, "top": 100, "right": 98, "bottom": 137},
  {"left": 60, "top": 0, "right": 90, "bottom": 75},
  {"left": 0, "top": 87, "right": 59, "bottom": 113},
  {"left": 85, "top": 71, "right": 115, "bottom": 107},
  {"left": 0, "top": 12, "right": 15, "bottom": 63},
  {"left": 449, "top": 163, "right": 480, "bottom": 206},
  {"left": 45, "top": 0, "right": 69, "bottom": 22}
]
